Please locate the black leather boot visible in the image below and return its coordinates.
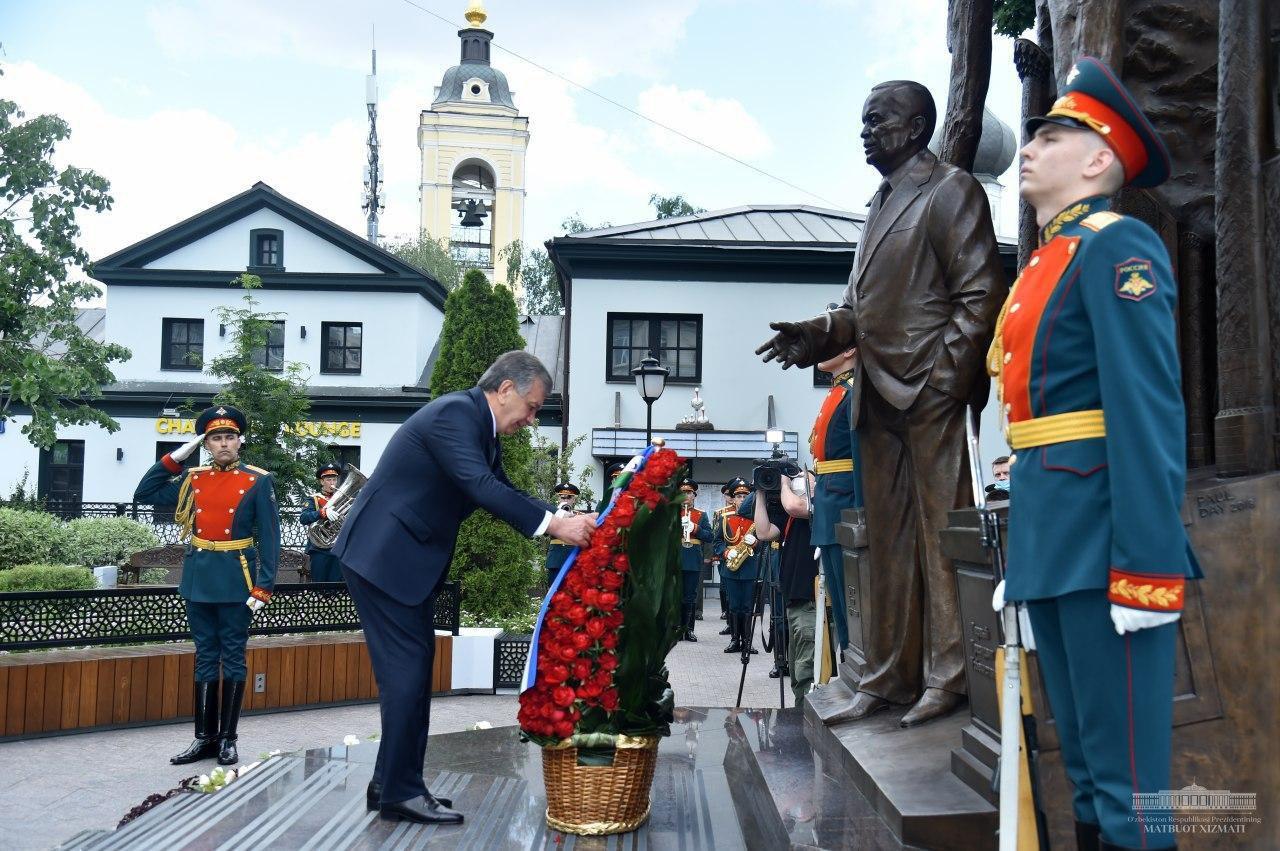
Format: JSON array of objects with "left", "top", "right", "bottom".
[
  {"left": 742, "top": 614, "right": 759, "bottom": 654},
  {"left": 725, "top": 613, "right": 742, "bottom": 652},
  {"left": 683, "top": 605, "right": 697, "bottom": 642},
  {"left": 217, "top": 680, "right": 246, "bottom": 765},
  {"left": 1075, "top": 821, "right": 1101, "bottom": 851},
  {"left": 171, "top": 681, "right": 220, "bottom": 765}
]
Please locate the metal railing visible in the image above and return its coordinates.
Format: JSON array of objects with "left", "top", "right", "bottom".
[
  {"left": 0, "top": 581, "right": 461, "bottom": 650},
  {"left": 492, "top": 631, "right": 532, "bottom": 691}
]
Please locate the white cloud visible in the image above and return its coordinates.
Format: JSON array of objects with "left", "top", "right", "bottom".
[{"left": 635, "top": 84, "right": 774, "bottom": 161}]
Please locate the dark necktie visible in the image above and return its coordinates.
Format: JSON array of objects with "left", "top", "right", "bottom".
[{"left": 867, "top": 179, "right": 892, "bottom": 223}]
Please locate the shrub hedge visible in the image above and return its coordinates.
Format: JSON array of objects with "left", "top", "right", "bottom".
[
  {"left": 0, "top": 508, "right": 68, "bottom": 570},
  {"left": 57, "top": 517, "right": 160, "bottom": 568},
  {"left": 0, "top": 564, "right": 97, "bottom": 592}
]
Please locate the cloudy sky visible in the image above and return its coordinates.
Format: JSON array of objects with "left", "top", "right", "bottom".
[{"left": 4, "top": 0, "right": 1028, "bottom": 268}]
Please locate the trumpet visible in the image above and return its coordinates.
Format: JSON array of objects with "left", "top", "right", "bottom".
[{"left": 682, "top": 503, "right": 694, "bottom": 546}]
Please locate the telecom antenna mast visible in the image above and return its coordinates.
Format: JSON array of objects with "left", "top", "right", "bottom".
[{"left": 362, "top": 42, "right": 384, "bottom": 243}]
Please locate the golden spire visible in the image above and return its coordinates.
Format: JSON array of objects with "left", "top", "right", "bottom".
[{"left": 464, "top": 1, "right": 487, "bottom": 28}]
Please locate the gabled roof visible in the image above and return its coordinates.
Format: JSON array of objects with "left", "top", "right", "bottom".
[
  {"left": 93, "top": 182, "right": 447, "bottom": 309},
  {"left": 564, "top": 205, "right": 864, "bottom": 245}
]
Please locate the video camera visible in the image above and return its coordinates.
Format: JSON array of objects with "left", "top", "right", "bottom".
[{"left": 752, "top": 455, "right": 802, "bottom": 530}]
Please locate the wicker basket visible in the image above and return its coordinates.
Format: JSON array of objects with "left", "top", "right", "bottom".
[{"left": 540, "top": 735, "right": 659, "bottom": 835}]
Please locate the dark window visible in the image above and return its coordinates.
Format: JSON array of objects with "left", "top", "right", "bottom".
[
  {"left": 325, "top": 445, "right": 362, "bottom": 474},
  {"left": 249, "top": 228, "right": 284, "bottom": 269},
  {"left": 161, "top": 318, "right": 204, "bottom": 371},
  {"left": 322, "top": 322, "right": 363, "bottom": 374},
  {"left": 606, "top": 313, "right": 701, "bottom": 383},
  {"left": 813, "top": 366, "right": 833, "bottom": 387},
  {"left": 38, "top": 439, "right": 84, "bottom": 505},
  {"left": 250, "top": 320, "right": 286, "bottom": 371}
]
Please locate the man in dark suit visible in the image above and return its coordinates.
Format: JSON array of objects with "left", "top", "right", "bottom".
[
  {"left": 757, "top": 80, "right": 1005, "bottom": 727},
  {"left": 333, "top": 351, "right": 596, "bottom": 824}
]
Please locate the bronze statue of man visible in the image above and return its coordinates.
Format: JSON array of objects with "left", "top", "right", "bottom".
[{"left": 757, "top": 81, "right": 1005, "bottom": 727}]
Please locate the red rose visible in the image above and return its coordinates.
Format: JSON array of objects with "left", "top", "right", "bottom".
[
  {"left": 613, "top": 554, "right": 631, "bottom": 572},
  {"left": 597, "top": 591, "right": 620, "bottom": 610},
  {"left": 557, "top": 645, "right": 578, "bottom": 662},
  {"left": 545, "top": 664, "right": 569, "bottom": 684},
  {"left": 578, "top": 681, "right": 603, "bottom": 699},
  {"left": 606, "top": 610, "right": 624, "bottom": 627},
  {"left": 585, "top": 619, "right": 606, "bottom": 639},
  {"left": 571, "top": 633, "right": 592, "bottom": 650},
  {"left": 600, "top": 688, "right": 620, "bottom": 711},
  {"left": 541, "top": 702, "right": 558, "bottom": 719},
  {"left": 601, "top": 632, "right": 619, "bottom": 649},
  {"left": 566, "top": 606, "right": 588, "bottom": 626},
  {"left": 552, "top": 686, "right": 576, "bottom": 707},
  {"left": 600, "top": 570, "right": 624, "bottom": 590},
  {"left": 572, "top": 659, "right": 591, "bottom": 680},
  {"left": 581, "top": 588, "right": 600, "bottom": 607},
  {"left": 554, "top": 721, "right": 574, "bottom": 739},
  {"left": 598, "top": 652, "right": 618, "bottom": 671}
]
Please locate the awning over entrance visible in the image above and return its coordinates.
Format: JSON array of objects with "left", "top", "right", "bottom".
[{"left": 591, "top": 428, "right": 799, "bottom": 460}]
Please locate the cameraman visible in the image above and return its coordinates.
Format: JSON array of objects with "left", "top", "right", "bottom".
[{"left": 754, "top": 471, "right": 820, "bottom": 705}]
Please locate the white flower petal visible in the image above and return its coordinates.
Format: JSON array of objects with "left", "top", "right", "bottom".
[{"left": 342, "top": 735, "right": 360, "bottom": 746}]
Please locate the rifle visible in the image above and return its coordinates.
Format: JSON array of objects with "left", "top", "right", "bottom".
[{"left": 965, "top": 412, "right": 1047, "bottom": 851}]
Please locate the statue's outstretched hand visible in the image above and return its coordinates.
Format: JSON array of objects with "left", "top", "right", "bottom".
[{"left": 755, "top": 321, "right": 807, "bottom": 369}]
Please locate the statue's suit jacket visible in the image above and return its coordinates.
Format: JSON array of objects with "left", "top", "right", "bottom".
[
  {"left": 839, "top": 149, "right": 1006, "bottom": 412},
  {"left": 333, "top": 386, "right": 550, "bottom": 605}
]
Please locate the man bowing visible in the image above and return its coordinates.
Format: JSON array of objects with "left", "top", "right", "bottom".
[{"left": 333, "top": 351, "right": 596, "bottom": 824}]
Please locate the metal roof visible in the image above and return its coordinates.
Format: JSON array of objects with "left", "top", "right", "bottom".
[
  {"left": 518, "top": 314, "right": 566, "bottom": 394},
  {"left": 564, "top": 205, "right": 864, "bottom": 245}
]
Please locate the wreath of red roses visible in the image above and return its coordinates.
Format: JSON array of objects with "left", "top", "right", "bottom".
[{"left": 518, "top": 448, "right": 683, "bottom": 740}]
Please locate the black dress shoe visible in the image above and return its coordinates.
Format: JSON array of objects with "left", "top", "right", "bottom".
[
  {"left": 768, "top": 666, "right": 781, "bottom": 678},
  {"left": 380, "top": 794, "right": 463, "bottom": 824},
  {"left": 683, "top": 630, "right": 697, "bottom": 642},
  {"left": 719, "top": 624, "right": 732, "bottom": 635},
  {"left": 367, "top": 781, "right": 450, "bottom": 811}
]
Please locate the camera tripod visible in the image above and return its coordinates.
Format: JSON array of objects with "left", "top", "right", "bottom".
[{"left": 734, "top": 544, "right": 789, "bottom": 710}]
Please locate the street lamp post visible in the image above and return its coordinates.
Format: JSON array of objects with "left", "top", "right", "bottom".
[{"left": 632, "top": 356, "right": 669, "bottom": 445}]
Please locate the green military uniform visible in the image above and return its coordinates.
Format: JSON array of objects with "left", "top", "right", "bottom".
[
  {"left": 134, "top": 405, "right": 279, "bottom": 767},
  {"left": 993, "top": 58, "right": 1202, "bottom": 851},
  {"left": 299, "top": 463, "right": 344, "bottom": 582}
]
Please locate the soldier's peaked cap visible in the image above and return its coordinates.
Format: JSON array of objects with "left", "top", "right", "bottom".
[
  {"left": 554, "top": 482, "right": 580, "bottom": 496},
  {"left": 196, "top": 405, "right": 247, "bottom": 436},
  {"left": 1026, "top": 56, "right": 1170, "bottom": 189},
  {"left": 679, "top": 479, "right": 698, "bottom": 491},
  {"left": 317, "top": 463, "right": 342, "bottom": 478}
]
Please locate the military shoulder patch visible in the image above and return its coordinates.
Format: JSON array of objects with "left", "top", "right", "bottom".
[
  {"left": 1115, "top": 257, "right": 1157, "bottom": 301},
  {"left": 1080, "top": 211, "right": 1123, "bottom": 232},
  {"left": 243, "top": 464, "right": 270, "bottom": 475}
]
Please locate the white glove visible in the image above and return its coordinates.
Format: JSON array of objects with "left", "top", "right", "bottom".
[
  {"left": 743, "top": 534, "right": 757, "bottom": 547},
  {"left": 246, "top": 596, "right": 266, "bottom": 613},
  {"left": 1110, "top": 605, "right": 1180, "bottom": 635},
  {"left": 170, "top": 435, "right": 204, "bottom": 462},
  {"left": 991, "top": 580, "right": 1006, "bottom": 612}
]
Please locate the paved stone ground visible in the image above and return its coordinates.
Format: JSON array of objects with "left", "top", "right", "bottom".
[{"left": 0, "top": 597, "right": 799, "bottom": 849}]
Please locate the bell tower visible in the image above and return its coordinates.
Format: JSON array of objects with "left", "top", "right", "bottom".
[{"left": 419, "top": 1, "right": 529, "bottom": 281}]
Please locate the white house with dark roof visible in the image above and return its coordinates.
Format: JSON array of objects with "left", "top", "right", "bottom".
[
  {"left": 546, "top": 204, "right": 1018, "bottom": 515},
  {"left": 0, "top": 183, "right": 451, "bottom": 505}
]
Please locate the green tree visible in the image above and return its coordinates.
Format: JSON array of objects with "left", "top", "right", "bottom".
[
  {"left": 198, "top": 274, "right": 326, "bottom": 502},
  {"left": 993, "top": 0, "right": 1035, "bottom": 38},
  {"left": 0, "top": 95, "right": 130, "bottom": 449},
  {"left": 528, "top": 429, "right": 596, "bottom": 561},
  {"left": 431, "top": 269, "right": 541, "bottom": 620},
  {"left": 498, "top": 214, "right": 609, "bottom": 316},
  {"left": 385, "top": 230, "right": 469, "bottom": 292},
  {"left": 649, "top": 193, "right": 704, "bottom": 220}
]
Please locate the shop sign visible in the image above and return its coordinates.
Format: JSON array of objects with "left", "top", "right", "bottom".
[{"left": 155, "top": 419, "right": 362, "bottom": 438}]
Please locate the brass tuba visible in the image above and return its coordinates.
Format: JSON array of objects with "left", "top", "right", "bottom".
[{"left": 306, "top": 464, "right": 367, "bottom": 549}]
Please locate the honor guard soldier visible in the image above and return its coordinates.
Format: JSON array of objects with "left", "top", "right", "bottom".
[
  {"left": 677, "top": 479, "right": 714, "bottom": 642},
  {"left": 990, "top": 57, "right": 1202, "bottom": 851},
  {"left": 810, "top": 348, "right": 864, "bottom": 656},
  {"left": 300, "top": 464, "right": 344, "bottom": 582},
  {"left": 597, "top": 461, "right": 626, "bottom": 512},
  {"left": 545, "top": 482, "right": 582, "bottom": 585},
  {"left": 715, "top": 480, "right": 759, "bottom": 654},
  {"left": 134, "top": 405, "right": 280, "bottom": 767}
]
